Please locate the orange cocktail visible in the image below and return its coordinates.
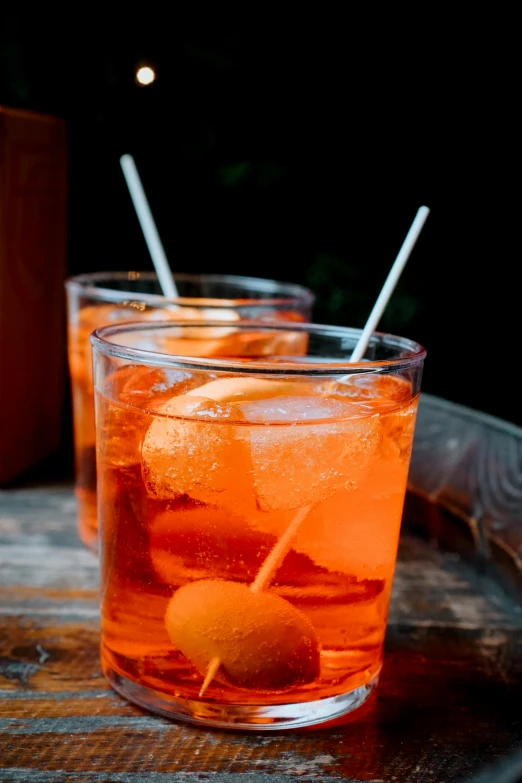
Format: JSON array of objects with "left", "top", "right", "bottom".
[
  {"left": 65, "top": 272, "right": 314, "bottom": 551},
  {"left": 91, "top": 321, "right": 426, "bottom": 730}
]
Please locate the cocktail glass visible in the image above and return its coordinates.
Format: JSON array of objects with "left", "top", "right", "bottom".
[{"left": 90, "top": 319, "right": 426, "bottom": 730}]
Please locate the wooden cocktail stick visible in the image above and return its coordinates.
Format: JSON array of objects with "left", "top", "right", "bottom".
[{"left": 198, "top": 504, "right": 311, "bottom": 696}]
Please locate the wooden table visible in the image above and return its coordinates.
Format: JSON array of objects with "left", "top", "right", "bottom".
[{"left": 1, "top": 393, "right": 522, "bottom": 783}]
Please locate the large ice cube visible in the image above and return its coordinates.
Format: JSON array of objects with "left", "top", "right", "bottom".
[
  {"left": 294, "top": 471, "right": 404, "bottom": 577},
  {"left": 142, "top": 381, "right": 381, "bottom": 512},
  {"left": 160, "top": 318, "right": 307, "bottom": 359},
  {"left": 104, "top": 365, "right": 204, "bottom": 410},
  {"left": 148, "top": 504, "right": 278, "bottom": 584},
  {"left": 141, "top": 378, "right": 309, "bottom": 508},
  {"left": 70, "top": 303, "right": 179, "bottom": 387},
  {"left": 184, "top": 376, "right": 311, "bottom": 403},
  {"left": 97, "top": 364, "right": 192, "bottom": 469},
  {"left": 96, "top": 367, "right": 207, "bottom": 468},
  {"left": 211, "top": 329, "right": 309, "bottom": 357},
  {"left": 141, "top": 394, "right": 254, "bottom": 511},
  {"left": 236, "top": 396, "right": 382, "bottom": 511},
  {"left": 96, "top": 397, "right": 149, "bottom": 469},
  {"left": 250, "top": 458, "right": 407, "bottom": 578},
  {"left": 165, "top": 306, "right": 239, "bottom": 337},
  {"left": 158, "top": 307, "right": 240, "bottom": 355},
  {"left": 325, "top": 373, "right": 412, "bottom": 404}
]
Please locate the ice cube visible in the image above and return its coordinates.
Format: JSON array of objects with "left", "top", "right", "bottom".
[
  {"left": 141, "top": 378, "right": 309, "bottom": 506},
  {"left": 184, "top": 376, "right": 311, "bottom": 403},
  {"left": 148, "top": 504, "right": 277, "bottom": 584},
  {"left": 97, "top": 364, "right": 188, "bottom": 469},
  {"left": 70, "top": 303, "right": 176, "bottom": 387},
  {"left": 103, "top": 365, "right": 204, "bottom": 410},
  {"left": 160, "top": 319, "right": 307, "bottom": 359},
  {"left": 250, "top": 458, "right": 406, "bottom": 578},
  {"left": 325, "top": 373, "right": 412, "bottom": 404},
  {"left": 293, "top": 476, "right": 404, "bottom": 577},
  {"left": 96, "top": 398, "right": 149, "bottom": 469},
  {"left": 381, "top": 400, "right": 419, "bottom": 460},
  {"left": 167, "top": 306, "right": 240, "bottom": 337},
  {"left": 141, "top": 394, "right": 254, "bottom": 511},
  {"left": 236, "top": 396, "right": 382, "bottom": 511},
  {"left": 212, "top": 329, "right": 309, "bottom": 357}
]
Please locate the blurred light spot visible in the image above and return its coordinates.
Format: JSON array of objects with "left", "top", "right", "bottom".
[{"left": 136, "top": 66, "right": 156, "bottom": 86}]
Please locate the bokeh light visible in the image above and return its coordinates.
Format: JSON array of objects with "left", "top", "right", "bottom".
[{"left": 136, "top": 66, "right": 156, "bottom": 86}]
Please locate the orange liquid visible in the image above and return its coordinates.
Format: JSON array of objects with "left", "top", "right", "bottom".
[
  {"left": 67, "top": 303, "right": 307, "bottom": 550},
  {"left": 95, "top": 369, "right": 419, "bottom": 709}
]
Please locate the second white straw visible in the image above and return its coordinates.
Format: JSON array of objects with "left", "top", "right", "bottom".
[{"left": 120, "top": 154, "right": 179, "bottom": 299}]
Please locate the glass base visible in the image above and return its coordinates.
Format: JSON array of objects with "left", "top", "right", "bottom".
[
  {"left": 78, "top": 523, "right": 98, "bottom": 552},
  {"left": 105, "top": 666, "right": 380, "bottom": 730},
  {"left": 75, "top": 490, "right": 98, "bottom": 552}
]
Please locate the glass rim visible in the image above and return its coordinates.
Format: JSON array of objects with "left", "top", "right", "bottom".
[
  {"left": 65, "top": 271, "right": 315, "bottom": 308},
  {"left": 90, "top": 320, "right": 427, "bottom": 376}
]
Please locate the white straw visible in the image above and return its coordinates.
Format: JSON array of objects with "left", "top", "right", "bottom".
[
  {"left": 349, "top": 205, "right": 430, "bottom": 362},
  {"left": 120, "top": 154, "right": 179, "bottom": 299}
]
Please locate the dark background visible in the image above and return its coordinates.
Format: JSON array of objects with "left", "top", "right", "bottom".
[{"left": 1, "top": 11, "right": 518, "bottom": 433}]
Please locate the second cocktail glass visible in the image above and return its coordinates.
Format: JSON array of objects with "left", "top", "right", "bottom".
[{"left": 65, "top": 272, "right": 314, "bottom": 551}]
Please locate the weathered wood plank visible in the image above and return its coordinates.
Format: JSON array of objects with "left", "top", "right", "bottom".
[
  {"left": 0, "top": 619, "right": 104, "bottom": 692},
  {"left": 0, "top": 482, "right": 78, "bottom": 545},
  {"left": 0, "top": 775, "right": 352, "bottom": 782},
  {"left": 0, "top": 623, "right": 520, "bottom": 781},
  {"left": 0, "top": 545, "right": 98, "bottom": 589}
]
